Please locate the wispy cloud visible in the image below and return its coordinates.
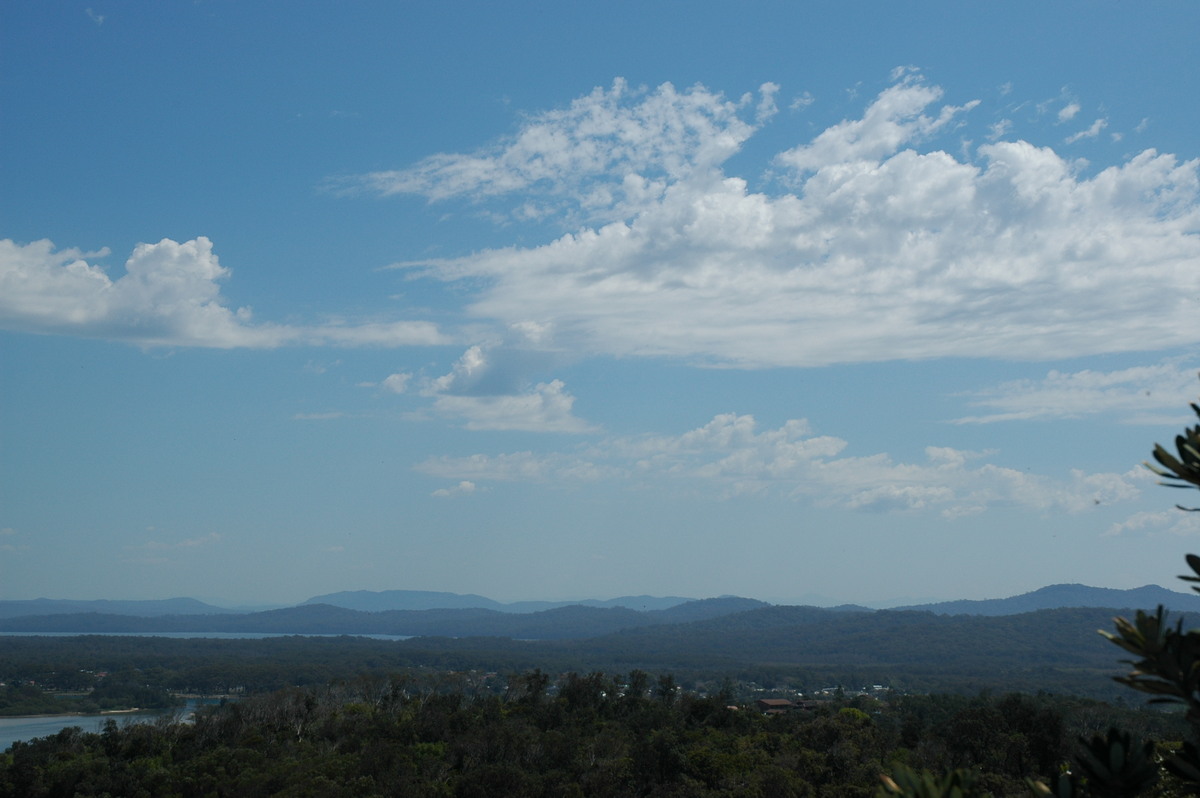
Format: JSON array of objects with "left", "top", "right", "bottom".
[
  {"left": 134, "top": 532, "right": 222, "bottom": 551},
  {"left": 1066, "top": 118, "right": 1108, "bottom": 143},
  {"left": 987, "top": 119, "right": 1013, "bottom": 141},
  {"left": 334, "top": 79, "right": 778, "bottom": 226},
  {"left": 790, "top": 91, "right": 815, "bottom": 111},
  {"left": 417, "top": 413, "right": 1141, "bottom": 516},
  {"left": 0, "top": 528, "right": 24, "bottom": 554},
  {"left": 1104, "top": 509, "right": 1200, "bottom": 537},
  {"left": 122, "top": 532, "right": 222, "bottom": 565},
  {"left": 951, "top": 361, "right": 1200, "bottom": 424}
]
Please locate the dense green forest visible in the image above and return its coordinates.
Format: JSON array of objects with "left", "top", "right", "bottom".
[
  {"left": 0, "top": 670, "right": 1189, "bottom": 798},
  {"left": 0, "top": 678, "right": 177, "bottom": 717}
]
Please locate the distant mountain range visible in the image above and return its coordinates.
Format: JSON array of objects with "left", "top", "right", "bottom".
[
  {"left": 0, "top": 584, "right": 1198, "bottom": 637},
  {"left": 303, "top": 590, "right": 694, "bottom": 614},
  {"left": 897, "top": 583, "right": 1200, "bottom": 616},
  {"left": 0, "top": 597, "right": 229, "bottom": 620},
  {"left": 0, "top": 597, "right": 768, "bottom": 639}
]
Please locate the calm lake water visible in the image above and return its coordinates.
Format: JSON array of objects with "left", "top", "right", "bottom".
[
  {"left": 0, "top": 705, "right": 197, "bottom": 752},
  {"left": 1, "top": 632, "right": 411, "bottom": 640}
]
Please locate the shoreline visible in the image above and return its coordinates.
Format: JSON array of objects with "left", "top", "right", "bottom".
[
  {"left": 1, "top": 694, "right": 228, "bottom": 720},
  {"left": 0, "top": 707, "right": 147, "bottom": 721}
]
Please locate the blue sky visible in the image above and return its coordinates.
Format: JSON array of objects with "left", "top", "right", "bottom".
[{"left": 3, "top": 2, "right": 1200, "bottom": 607}]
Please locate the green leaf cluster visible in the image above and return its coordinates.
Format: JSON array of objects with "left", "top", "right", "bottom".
[{"left": 1145, "top": 395, "right": 1200, "bottom": 510}]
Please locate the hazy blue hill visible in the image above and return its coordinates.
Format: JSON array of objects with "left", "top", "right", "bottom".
[
  {"left": 902, "top": 583, "right": 1200, "bottom": 616},
  {"left": 212, "top": 604, "right": 383, "bottom": 633},
  {"left": 685, "top": 604, "right": 862, "bottom": 632},
  {"left": 0, "top": 598, "right": 761, "bottom": 639},
  {"left": 650, "top": 596, "right": 769, "bottom": 623},
  {"left": 444, "top": 605, "right": 652, "bottom": 639},
  {"left": 508, "top": 595, "right": 695, "bottom": 613},
  {"left": 303, "top": 590, "right": 507, "bottom": 612},
  {"left": 828, "top": 604, "right": 875, "bottom": 613},
  {"left": 361, "top": 604, "right": 724, "bottom": 639},
  {"left": 12, "top": 583, "right": 1193, "bottom": 623},
  {"left": 303, "top": 589, "right": 695, "bottom": 613},
  {"left": 0, "top": 598, "right": 231, "bottom": 619}
]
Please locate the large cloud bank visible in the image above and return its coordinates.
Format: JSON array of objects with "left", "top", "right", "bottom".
[
  {"left": 384, "top": 75, "right": 1199, "bottom": 367},
  {"left": 6, "top": 73, "right": 1197, "bottom": 365}
]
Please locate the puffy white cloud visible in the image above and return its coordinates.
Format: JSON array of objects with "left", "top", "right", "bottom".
[
  {"left": 0, "top": 237, "right": 448, "bottom": 349},
  {"left": 431, "top": 480, "right": 477, "bottom": 498},
  {"left": 1058, "top": 102, "right": 1081, "bottom": 123},
  {"left": 430, "top": 379, "right": 594, "bottom": 432},
  {"left": 428, "top": 345, "right": 490, "bottom": 394},
  {"left": 0, "top": 237, "right": 272, "bottom": 347},
  {"left": 416, "top": 413, "right": 1140, "bottom": 515},
  {"left": 952, "top": 360, "right": 1200, "bottom": 424},
  {"left": 382, "top": 372, "right": 413, "bottom": 394},
  {"left": 388, "top": 74, "right": 1200, "bottom": 368},
  {"left": 393, "top": 344, "right": 595, "bottom": 432}
]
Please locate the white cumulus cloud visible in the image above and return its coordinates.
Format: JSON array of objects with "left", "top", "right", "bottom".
[
  {"left": 383, "top": 372, "right": 413, "bottom": 394},
  {"left": 430, "top": 379, "right": 593, "bottom": 432},
  {"left": 775, "top": 76, "right": 978, "bottom": 173},
  {"left": 432, "top": 480, "right": 478, "bottom": 498},
  {"left": 390, "top": 344, "right": 594, "bottom": 432},
  {"left": 1058, "top": 102, "right": 1081, "bottom": 123},
  {"left": 385, "top": 74, "right": 1200, "bottom": 368},
  {"left": 0, "top": 237, "right": 448, "bottom": 349}
]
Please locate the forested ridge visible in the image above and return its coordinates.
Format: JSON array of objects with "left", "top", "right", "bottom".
[{"left": 0, "top": 604, "right": 1145, "bottom": 703}]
